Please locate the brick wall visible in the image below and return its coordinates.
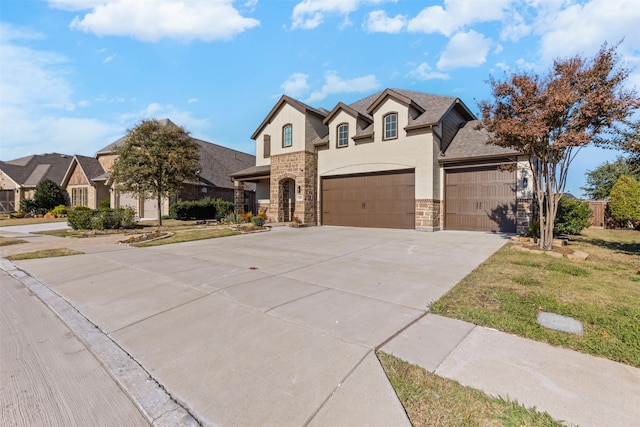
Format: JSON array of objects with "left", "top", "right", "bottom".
[{"left": 516, "top": 198, "right": 533, "bottom": 234}]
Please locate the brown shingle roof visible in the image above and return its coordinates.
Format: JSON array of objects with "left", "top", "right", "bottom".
[
  {"left": 440, "top": 120, "right": 520, "bottom": 161},
  {"left": 0, "top": 153, "right": 73, "bottom": 186}
]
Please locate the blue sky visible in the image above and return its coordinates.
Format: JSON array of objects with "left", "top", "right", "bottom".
[{"left": 1, "top": 0, "right": 639, "bottom": 197}]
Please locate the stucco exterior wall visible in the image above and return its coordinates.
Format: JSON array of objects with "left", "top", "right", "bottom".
[
  {"left": 319, "top": 106, "right": 436, "bottom": 200},
  {"left": 255, "top": 103, "right": 308, "bottom": 166}
]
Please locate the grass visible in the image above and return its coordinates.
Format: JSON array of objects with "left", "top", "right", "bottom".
[
  {"left": 0, "top": 237, "right": 28, "bottom": 246},
  {"left": 430, "top": 228, "right": 640, "bottom": 367},
  {"left": 6, "top": 248, "right": 84, "bottom": 261},
  {"left": 0, "top": 217, "right": 67, "bottom": 226},
  {"left": 377, "top": 352, "right": 565, "bottom": 427},
  {"left": 132, "top": 227, "right": 240, "bottom": 247}
]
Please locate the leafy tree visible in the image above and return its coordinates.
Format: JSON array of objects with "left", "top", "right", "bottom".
[
  {"left": 110, "top": 119, "right": 200, "bottom": 226},
  {"left": 608, "top": 175, "right": 640, "bottom": 228},
  {"left": 553, "top": 197, "right": 592, "bottom": 235},
  {"left": 33, "top": 178, "right": 66, "bottom": 211},
  {"left": 581, "top": 157, "right": 638, "bottom": 200},
  {"left": 479, "top": 43, "right": 639, "bottom": 249}
]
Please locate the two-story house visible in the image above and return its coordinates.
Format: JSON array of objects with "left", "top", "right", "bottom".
[{"left": 231, "top": 89, "right": 533, "bottom": 233}]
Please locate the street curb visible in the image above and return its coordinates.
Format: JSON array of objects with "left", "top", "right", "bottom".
[{"left": 1, "top": 258, "right": 201, "bottom": 427}]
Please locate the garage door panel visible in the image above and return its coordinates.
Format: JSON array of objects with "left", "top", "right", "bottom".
[
  {"left": 322, "top": 170, "right": 415, "bottom": 229},
  {"left": 445, "top": 167, "right": 516, "bottom": 233}
]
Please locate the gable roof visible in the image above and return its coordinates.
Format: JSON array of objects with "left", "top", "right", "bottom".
[
  {"left": 322, "top": 102, "right": 373, "bottom": 126},
  {"left": 61, "top": 155, "right": 109, "bottom": 188},
  {"left": 0, "top": 153, "right": 73, "bottom": 187},
  {"left": 251, "top": 95, "right": 328, "bottom": 140},
  {"left": 440, "top": 120, "right": 520, "bottom": 162}
]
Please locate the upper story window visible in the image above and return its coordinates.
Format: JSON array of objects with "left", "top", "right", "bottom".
[
  {"left": 282, "top": 124, "right": 292, "bottom": 148},
  {"left": 263, "top": 134, "right": 271, "bottom": 158},
  {"left": 337, "top": 123, "right": 349, "bottom": 148},
  {"left": 383, "top": 113, "right": 398, "bottom": 140}
]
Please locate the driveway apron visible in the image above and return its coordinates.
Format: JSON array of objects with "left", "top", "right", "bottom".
[{"left": 10, "top": 226, "right": 509, "bottom": 426}]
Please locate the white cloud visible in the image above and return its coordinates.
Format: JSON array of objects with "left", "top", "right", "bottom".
[
  {"left": 437, "top": 30, "right": 492, "bottom": 70},
  {"left": 407, "top": 62, "right": 450, "bottom": 81},
  {"left": 103, "top": 54, "right": 115, "bottom": 63},
  {"left": 306, "top": 71, "right": 379, "bottom": 103},
  {"left": 364, "top": 10, "right": 406, "bottom": 34},
  {"left": 119, "top": 103, "right": 210, "bottom": 135},
  {"left": 407, "top": 0, "right": 510, "bottom": 36},
  {"left": 290, "top": 0, "right": 390, "bottom": 30},
  {"left": 281, "top": 73, "right": 310, "bottom": 98},
  {"left": 53, "top": 0, "right": 260, "bottom": 42},
  {"left": 534, "top": 0, "right": 640, "bottom": 63},
  {"left": 187, "top": 98, "right": 198, "bottom": 104}
]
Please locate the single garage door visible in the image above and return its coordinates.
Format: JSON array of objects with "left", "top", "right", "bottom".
[
  {"left": 445, "top": 166, "right": 516, "bottom": 232},
  {"left": 322, "top": 170, "right": 415, "bottom": 229}
]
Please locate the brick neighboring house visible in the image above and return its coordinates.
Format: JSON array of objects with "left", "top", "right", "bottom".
[
  {"left": 0, "top": 153, "right": 73, "bottom": 213},
  {"left": 231, "top": 88, "right": 534, "bottom": 233},
  {"left": 1, "top": 119, "right": 256, "bottom": 218},
  {"left": 93, "top": 119, "right": 256, "bottom": 218}
]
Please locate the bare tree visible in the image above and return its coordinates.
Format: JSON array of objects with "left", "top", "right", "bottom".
[
  {"left": 110, "top": 119, "right": 200, "bottom": 226},
  {"left": 479, "top": 43, "right": 639, "bottom": 249}
]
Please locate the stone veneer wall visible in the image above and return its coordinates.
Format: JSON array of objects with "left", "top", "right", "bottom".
[
  {"left": 415, "top": 199, "right": 441, "bottom": 231},
  {"left": 516, "top": 198, "right": 533, "bottom": 234},
  {"left": 269, "top": 151, "right": 317, "bottom": 224}
]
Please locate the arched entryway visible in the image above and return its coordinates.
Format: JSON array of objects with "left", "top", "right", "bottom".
[{"left": 279, "top": 178, "right": 295, "bottom": 222}]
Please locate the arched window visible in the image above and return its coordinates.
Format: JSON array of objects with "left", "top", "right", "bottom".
[
  {"left": 337, "top": 123, "right": 349, "bottom": 148},
  {"left": 283, "top": 124, "right": 293, "bottom": 147},
  {"left": 383, "top": 113, "right": 397, "bottom": 140}
]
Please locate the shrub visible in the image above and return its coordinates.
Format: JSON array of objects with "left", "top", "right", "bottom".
[
  {"left": 67, "top": 207, "right": 137, "bottom": 230},
  {"left": 554, "top": 197, "right": 592, "bottom": 235},
  {"left": 20, "top": 198, "right": 37, "bottom": 214},
  {"left": 50, "top": 205, "right": 68, "bottom": 217},
  {"left": 170, "top": 199, "right": 215, "bottom": 220},
  {"left": 67, "top": 207, "right": 94, "bottom": 230},
  {"left": 33, "top": 179, "right": 66, "bottom": 211},
  {"left": 251, "top": 216, "right": 265, "bottom": 226},
  {"left": 114, "top": 207, "right": 137, "bottom": 228},
  {"left": 212, "top": 198, "right": 234, "bottom": 220},
  {"left": 224, "top": 212, "right": 240, "bottom": 224},
  {"left": 99, "top": 199, "right": 111, "bottom": 209},
  {"left": 608, "top": 175, "right": 640, "bottom": 228},
  {"left": 527, "top": 220, "right": 540, "bottom": 238}
]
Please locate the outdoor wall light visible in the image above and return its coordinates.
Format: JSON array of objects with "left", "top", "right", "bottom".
[
  {"left": 297, "top": 185, "right": 301, "bottom": 193},
  {"left": 522, "top": 177, "right": 528, "bottom": 187}
]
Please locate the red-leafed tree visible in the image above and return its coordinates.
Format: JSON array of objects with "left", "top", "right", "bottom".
[{"left": 479, "top": 43, "right": 639, "bottom": 249}]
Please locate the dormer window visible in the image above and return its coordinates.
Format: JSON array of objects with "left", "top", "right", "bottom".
[
  {"left": 383, "top": 113, "right": 398, "bottom": 140},
  {"left": 337, "top": 123, "right": 349, "bottom": 148},
  {"left": 283, "top": 124, "right": 292, "bottom": 148}
]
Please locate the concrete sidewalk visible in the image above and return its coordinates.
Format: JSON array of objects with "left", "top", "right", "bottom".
[{"left": 382, "top": 314, "right": 640, "bottom": 427}]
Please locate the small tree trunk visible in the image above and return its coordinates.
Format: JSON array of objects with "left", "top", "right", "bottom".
[{"left": 157, "top": 194, "right": 163, "bottom": 227}]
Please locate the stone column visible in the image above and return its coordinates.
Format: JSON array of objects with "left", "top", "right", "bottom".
[{"left": 234, "top": 181, "right": 245, "bottom": 214}]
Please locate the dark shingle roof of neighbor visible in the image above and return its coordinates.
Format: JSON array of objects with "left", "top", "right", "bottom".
[
  {"left": 75, "top": 155, "right": 108, "bottom": 183},
  {"left": 95, "top": 119, "right": 255, "bottom": 191},
  {"left": 441, "top": 120, "right": 520, "bottom": 161},
  {"left": 0, "top": 153, "right": 73, "bottom": 186}
]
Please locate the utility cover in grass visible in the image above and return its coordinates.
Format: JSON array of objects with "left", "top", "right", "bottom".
[{"left": 537, "top": 312, "right": 583, "bottom": 334}]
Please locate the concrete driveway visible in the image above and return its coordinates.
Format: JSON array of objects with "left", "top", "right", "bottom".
[{"left": 10, "top": 226, "right": 509, "bottom": 426}]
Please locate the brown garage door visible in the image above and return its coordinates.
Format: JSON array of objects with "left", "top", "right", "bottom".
[
  {"left": 445, "top": 166, "right": 516, "bottom": 232},
  {"left": 322, "top": 170, "right": 415, "bottom": 229}
]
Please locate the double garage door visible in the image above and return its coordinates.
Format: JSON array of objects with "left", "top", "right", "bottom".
[
  {"left": 322, "top": 170, "right": 415, "bottom": 229},
  {"left": 445, "top": 166, "right": 516, "bottom": 233}
]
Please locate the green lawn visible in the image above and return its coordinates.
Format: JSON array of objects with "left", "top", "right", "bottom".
[{"left": 430, "top": 228, "right": 640, "bottom": 367}]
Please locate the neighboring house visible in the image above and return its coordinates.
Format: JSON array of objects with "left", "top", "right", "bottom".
[
  {"left": 0, "top": 153, "right": 73, "bottom": 213},
  {"left": 1, "top": 119, "right": 256, "bottom": 219},
  {"left": 91, "top": 119, "right": 256, "bottom": 218},
  {"left": 231, "top": 88, "right": 533, "bottom": 233}
]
